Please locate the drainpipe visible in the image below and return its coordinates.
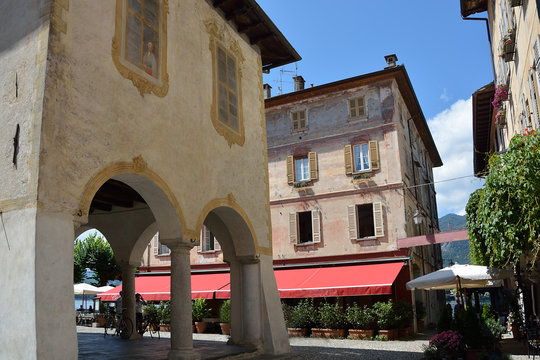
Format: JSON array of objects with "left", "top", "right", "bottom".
[{"left": 461, "top": 15, "right": 496, "bottom": 81}]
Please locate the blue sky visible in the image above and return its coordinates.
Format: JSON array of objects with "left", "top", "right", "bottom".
[{"left": 259, "top": 0, "right": 491, "bottom": 217}]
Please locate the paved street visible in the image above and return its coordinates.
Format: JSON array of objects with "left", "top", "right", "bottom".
[{"left": 77, "top": 326, "right": 529, "bottom": 359}]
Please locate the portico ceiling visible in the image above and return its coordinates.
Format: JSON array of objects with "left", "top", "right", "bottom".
[{"left": 90, "top": 179, "right": 147, "bottom": 214}]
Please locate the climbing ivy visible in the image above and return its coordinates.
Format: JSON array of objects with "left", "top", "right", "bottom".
[{"left": 466, "top": 130, "right": 539, "bottom": 270}]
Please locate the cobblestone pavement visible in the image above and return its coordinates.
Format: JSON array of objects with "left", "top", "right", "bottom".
[{"left": 77, "top": 326, "right": 529, "bottom": 359}]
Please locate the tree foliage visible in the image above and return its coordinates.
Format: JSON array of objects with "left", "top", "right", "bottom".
[
  {"left": 466, "top": 130, "right": 539, "bottom": 270},
  {"left": 74, "top": 232, "right": 121, "bottom": 286}
]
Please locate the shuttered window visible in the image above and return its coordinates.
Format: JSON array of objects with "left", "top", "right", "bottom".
[
  {"left": 529, "top": 69, "right": 539, "bottom": 128},
  {"left": 154, "top": 234, "right": 170, "bottom": 255},
  {"left": 199, "top": 226, "right": 221, "bottom": 253},
  {"left": 349, "top": 97, "right": 366, "bottom": 118},
  {"left": 288, "top": 210, "right": 321, "bottom": 244},
  {"left": 311, "top": 210, "right": 321, "bottom": 243},
  {"left": 287, "top": 152, "right": 318, "bottom": 184},
  {"left": 217, "top": 46, "right": 239, "bottom": 131},
  {"left": 534, "top": 36, "right": 540, "bottom": 129},
  {"left": 291, "top": 110, "right": 307, "bottom": 131},
  {"left": 348, "top": 202, "right": 384, "bottom": 240},
  {"left": 344, "top": 141, "right": 379, "bottom": 174},
  {"left": 288, "top": 212, "right": 297, "bottom": 243}
]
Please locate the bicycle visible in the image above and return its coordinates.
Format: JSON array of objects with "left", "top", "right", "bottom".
[
  {"left": 104, "top": 310, "right": 133, "bottom": 339},
  {"left": 139, "top": 315, "right": 160, "bottom": 339}
]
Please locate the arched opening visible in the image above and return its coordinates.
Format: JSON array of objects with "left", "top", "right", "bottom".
[{"left": 75, "top": 172, "right": 187, "bottom": 348}]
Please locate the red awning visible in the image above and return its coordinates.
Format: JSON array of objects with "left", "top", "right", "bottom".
[
  {"left": 275, "top": 262, "right": 404, "bottom": 298},
  {"left": 97, "top": 273, "right": 231, "bottom": 302},
  {"left": 97, "top": 262, "right": 404, "bottom": 301}
]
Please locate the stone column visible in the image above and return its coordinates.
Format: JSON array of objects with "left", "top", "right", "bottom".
[
  {"left": 34, "top": 211, "right": 79, "bottom": 359},
  {"left": 240, "top": 256, "right": 261, "bottom": 348},
  {"left": 162, "top": 239, "right": 200, "bottom": 360},
  {"left": 119, "top": 262, "right": 139, "bottom": 339}
]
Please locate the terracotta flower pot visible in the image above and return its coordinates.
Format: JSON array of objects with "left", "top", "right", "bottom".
[
  {"left": 195, "top": 321, "right": 207, "bottom": 333},
  {"left": 287, "top": 328, "right": 308, "bottom": 337},
  {"left": 192, "top": 324, "right": 197, "bottom": 333},
  {"left": 398, "top": 326, "right": 413, "bottom": 338},
  {"left": 348, "top": 329, "right": 374, "bottom": 339},
  {"left": 378, "top": 329, "right": 398, "bottom": 340},
  {"left": 220, "top": 323, "right": 230, "bottom": 335},
  {"left": 159, "top": 324, "right": 170, "bottom": 332},
  {"left": 311, "top": 328, "right": 346, "bottom": 339}
]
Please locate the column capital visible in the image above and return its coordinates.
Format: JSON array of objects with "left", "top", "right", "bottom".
[{"left": 161, "top": 238, "right": 194, "bottom": 253}]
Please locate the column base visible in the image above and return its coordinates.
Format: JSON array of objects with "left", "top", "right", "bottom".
[{"left": 168, "top": 348, "right": 200, "bottom": 360}]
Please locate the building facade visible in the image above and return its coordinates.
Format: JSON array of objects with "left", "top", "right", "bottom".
[
  {"left": 265, "top": 59, "right": 443, "bottom": 324},
  {"left": 461, "top": 0, "right": 540, "bottom": 174},
  {"left": 0, "top": 0, "right": 299, "bottom": 358},
  {"left": 139, "top": 58, "right": 445, "bottom": 326}
]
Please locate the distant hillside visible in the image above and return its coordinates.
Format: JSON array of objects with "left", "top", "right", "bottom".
[
  {"left": 439, "top": 213, "right": 467, "bottom": 232},
  {"left": 439, "top": 214, "right": 470, "bottom": 266}
]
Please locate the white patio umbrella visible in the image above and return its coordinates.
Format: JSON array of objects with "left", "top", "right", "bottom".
[
  {"left": 406, "top": 264, "right": 512, "bottom": 291},
  {"left": 74, "top": 283, "right": 101, "bottom": 295},
  {"left": 74, "top": 283, "right": 101, "bottom": 310}
]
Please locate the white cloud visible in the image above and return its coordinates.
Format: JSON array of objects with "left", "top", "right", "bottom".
[
  {"left": 440, "top": 88, "right": 450, "bottom": 102},
  {"left": 427, "top": 98, "right": 484, "bottom": 217}
]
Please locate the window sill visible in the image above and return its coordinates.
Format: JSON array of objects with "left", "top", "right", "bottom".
[
  {"left": 291, "top": 128, "right": 309, "bottom": 134},
  {"left": 354, "top": 236, "right": 377, "bottom": 241},
  {"left": 348, "top": 115, "right": 368, "bottom": 122},
  {"left": 294, "top": 241, "right": 316, "bottom": 247},
  {"left": 198, "top": 250, "right": 221, "bottom": 254},
  {"left": 156, "top": 253, "right": 171, "bottom": 257}
]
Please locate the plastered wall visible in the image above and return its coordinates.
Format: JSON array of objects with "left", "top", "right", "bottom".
[
  {"left": 266, "top": 80, "right": 412, "bottom": 259},
  {"left": 37, "top": 0, "right": 272, "bottom": 251}
]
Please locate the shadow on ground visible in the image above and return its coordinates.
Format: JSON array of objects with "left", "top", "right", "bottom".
[{"left": 78, "top": 333, "right": 251, "bottom": 360}]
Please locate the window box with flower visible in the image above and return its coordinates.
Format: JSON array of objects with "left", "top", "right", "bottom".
[{"left": 499, "top": 29, "right": 515, "bottom": 62}]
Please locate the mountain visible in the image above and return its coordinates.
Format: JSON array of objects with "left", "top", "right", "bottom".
[{"left": 438, "top": 213, "right": 470, "bottom": 266}]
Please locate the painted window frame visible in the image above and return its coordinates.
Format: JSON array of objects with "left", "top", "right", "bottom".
[
  {"left": 286, "top": 152, "right": 318, "bottom": 185},
  {"left": 348, "top": 96, "right": 367, "bottom": 119},
  {"left": 344, "top": 141, "right": 379, "bottom": 175},
  {"left": 291, "top": 110, "right": 308, "bottom": 132},
  {"left": 206, "top": 19, "right": 245, "bottom": 147},
  {"left": 112, "top": 0, "right": 169, "bottom": 97},
  {"left": 347, "top": 202, "right": 384, "bottom": 240},
  {"left": 288, "top": 210, "right": 321, "bottom": 245}
]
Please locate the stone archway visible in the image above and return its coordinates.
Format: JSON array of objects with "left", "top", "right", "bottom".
[
  {"left": 197, "top": 201, "right": 290, "bottom": 354},
  {"left": 75, "top": 163, "right": 205, "bottom": 358}
]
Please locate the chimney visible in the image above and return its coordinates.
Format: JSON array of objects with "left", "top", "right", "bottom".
[
  {"left": 293, "top": 76, "right": 305, "bottom": 91},
  {"left": 263, "top": 83, "right": 272, "bottom": 99},
  {"left": 384, "top": 54, "right": 398, "bottom": 68}
]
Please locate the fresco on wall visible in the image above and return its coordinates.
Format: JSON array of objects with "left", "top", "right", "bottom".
[{"left": 125, "top": 0, "right": 160, "bottom": 78}]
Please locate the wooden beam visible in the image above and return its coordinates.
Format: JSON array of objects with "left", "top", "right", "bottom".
[
  {"left": 250, "top": 33, "right": 274, "bottom": 45},
  {"left": 90, "top": 200, "right": 113, "bottom": 212}
]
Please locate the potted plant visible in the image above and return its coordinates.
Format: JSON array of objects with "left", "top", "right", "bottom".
[
  {"left": 192, "top": 299, "right": 211, "bottom": 333},
  {"left": 394, "top": 300, "right": 413, "bottom": 337},
  {"left": 346, "top": 303, "right": 375, "bottom": 339},
  {"left": 286, "top": 299, "right": 315, "bottom": 337},
  {"left": 158, "top": 301, "right": 171, "bottom": 332},
  {"left": 312, "top": 301, "right": 347, "bottom": 338},
  {"left": 423, "top": 330, "right": 465, "bottom": 360},
  {"left": 373, "top": 300, "right": 399, "bottom": 340},
  {"left": 219, "top": 300, "right": 231, "bottom": 335},
  {"left": 143, "top": 303, "right": 160, "bottom": 331}
]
